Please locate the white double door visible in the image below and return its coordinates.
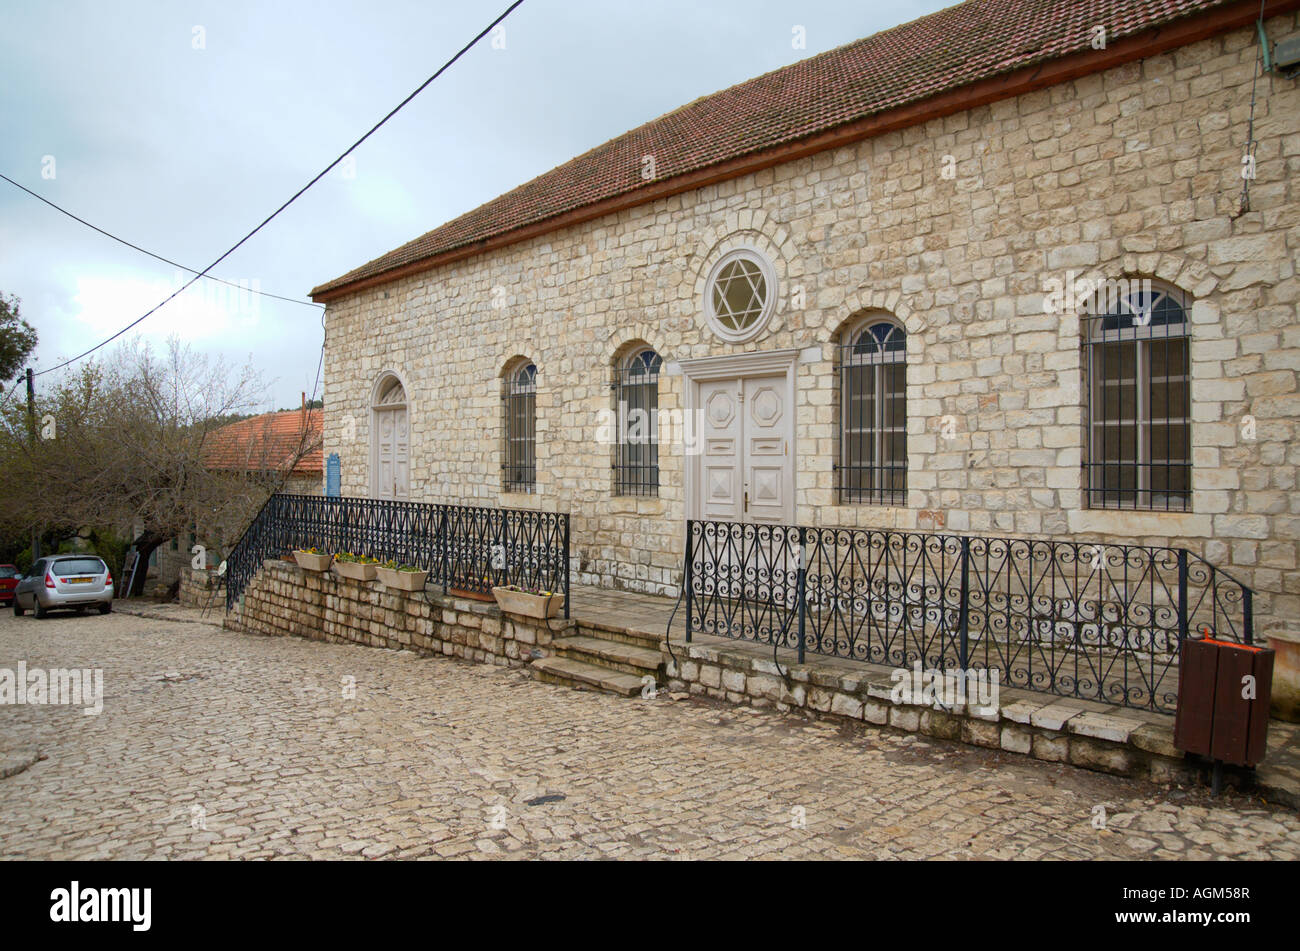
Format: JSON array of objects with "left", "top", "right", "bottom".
[
  {"left": 696, "top": 374, "right": 793, "bottom": 525},
  {"left": 374, "top": 407, "right": 410, "bottom": 500}
]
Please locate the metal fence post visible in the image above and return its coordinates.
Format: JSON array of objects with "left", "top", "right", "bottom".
[
  {"left": 1177, "top": 549, "right": 1188, "bottom": 647},
  {"left": 439, "top": 507, "right": 450, "bottom": 597},
  {"left": 1243, "top": 587, "right": 1253, "bottom": 646},
  {"left": 957, "top": 536, "right": 971, "bottom": 671},
  {"left": 684, "top": 520, "right": 694, "bottom": 644},
  {"left": 562, "top": 513, "right": 571, "bottom": 619},
  {"left": 796, "top": 526, "right": 807, "bottom": 665}
]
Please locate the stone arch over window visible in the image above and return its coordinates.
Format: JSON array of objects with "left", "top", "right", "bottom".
[
  {"left": 690, "top": 210, "right": 805, "bottom": 344},
  {"left": 1082, "top": 277, "right": 1191, "bottom": 511},
  {"left": 501, "top": 357, "right": 537, "bottom": 494},
  {"left": 703, "top": 246, "right": 779, "bottom": 344},
  {"left": 836, "top": 311, "right": 907, "bottom": 506},
  {"left": 611, "top": 342, "right": 663, "bottom": 497},
  {"left": 370, "top": 371, "right": 409, "bottom": 500}
]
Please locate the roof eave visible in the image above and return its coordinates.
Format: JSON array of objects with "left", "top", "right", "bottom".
[{"left": 310, "top": 0, "right": 1293, "bottom": 304}]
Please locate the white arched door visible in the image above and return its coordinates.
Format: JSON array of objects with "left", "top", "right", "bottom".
[{"left": 372, "top": 377, "right": 409, "bottom": 500}]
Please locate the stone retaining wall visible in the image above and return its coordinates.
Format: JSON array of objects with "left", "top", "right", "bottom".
[
  {"left": 177, "top": 567, "right": 219, "bottom": 609},
  {"left": 225, "top": 559, "right": 559, "bottom": 666},
  {"left": 664, "top": 633, "right": 1206, "bottom": 788}
]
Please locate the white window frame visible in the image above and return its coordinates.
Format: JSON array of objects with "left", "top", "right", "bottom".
[
  {"left": 838, "top": 315, "right": 907, "bottom": 507},
  {"left": 703, "top": 246, "right": 778, "bottom": 345},
  {"left": 1083, "top": 282, "right": 1191, "bottom": 512}
]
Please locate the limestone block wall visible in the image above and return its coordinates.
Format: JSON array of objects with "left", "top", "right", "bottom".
[
  {"left": 664, "top": 635, "right": 1201, "bottom": 787},
  {"left": 321, "top": 13, "right": 1300, "bottom": 631},
  {"left": 177, "top": 567, "right": 219, "bottom": 608},
  {"left": 227, "top": 560, "right": 556, "bottom": 666}
]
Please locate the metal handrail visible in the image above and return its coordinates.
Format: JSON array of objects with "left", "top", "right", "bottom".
[{"left": 225, "top": 493, "right": 570, "bottom": 617}]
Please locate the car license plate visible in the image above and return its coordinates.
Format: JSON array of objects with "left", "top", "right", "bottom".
[{"left": 68, "top": 577, "right": 93, "bottom": 584}]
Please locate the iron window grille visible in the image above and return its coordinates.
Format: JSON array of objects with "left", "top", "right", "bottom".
[
  {"left": 837, "top": 319, "right": 907, "bottom": 505},
  {"left": 1083, "top": 284, "right": 1190, "bottom": 511},
  {"left": 611, "top": 349, "right": 662, "bottom": 497},
  {"left": 502, "top": 362, "right": 537, "bottom": 493}
]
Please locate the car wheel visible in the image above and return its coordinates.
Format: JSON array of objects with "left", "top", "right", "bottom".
[
  {"left": 33, "top": 599, "right": 47, "bottom": 619},
  {"left": 13, "top": 598, "right": 23, "bottom": 617},
  {"left": 99, "top": 602, "right": 112, "bottom": 615}
]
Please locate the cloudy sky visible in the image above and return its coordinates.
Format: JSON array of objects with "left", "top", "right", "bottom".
[{"left": 1, "top": 0, "right": 950, "bottom": 410}]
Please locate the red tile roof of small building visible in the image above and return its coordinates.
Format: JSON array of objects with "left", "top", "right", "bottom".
[
  {"left": 201, "top": 409, "right": 323, "bottom": 476},
  {"left": 311, "top": 0, "right": 1243, "bottom": 298}
]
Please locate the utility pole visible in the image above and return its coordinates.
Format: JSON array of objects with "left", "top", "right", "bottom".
[{"left": 25, "top": 367, "right": 39, "bottom": 562}]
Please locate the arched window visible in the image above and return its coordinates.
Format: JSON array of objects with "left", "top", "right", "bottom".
[
  {"left": 502, "top": 361, "right": 537, "bottom": 493},
  {"left": 612, "top": 347, "right": 662, "bottom": 496},
  {"left": 1083, "top": 280, "right": 1190, "bottom": 511},
  {"left": 371, "top": 373, "right": 408, "bottom": 500},
  {"left": 838, "top": 316, "right": 906, "bottom": 505}
]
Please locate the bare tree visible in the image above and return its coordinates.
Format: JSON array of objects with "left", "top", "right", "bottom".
[{"left": 0, "top": 336, "right": 317, "bottom": 594}]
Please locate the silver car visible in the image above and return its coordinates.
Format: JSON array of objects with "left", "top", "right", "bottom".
[{"left": 13, "top": 555, "right": 114, "bottom": 618}]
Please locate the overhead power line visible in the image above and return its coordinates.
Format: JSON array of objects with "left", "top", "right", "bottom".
[
  {"left": 0, "top": 172, "right": 322, "bottom": 309},
  {"left": 33, "top": 0, "right": 526, "bottom": 379}
]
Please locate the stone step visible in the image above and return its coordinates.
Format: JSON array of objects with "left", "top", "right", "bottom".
[
  {"left": 553, "top": 635, "right": 664, "bottom": 677},
  {"left": 531, "top": 656, "right": 649, "bottom": 697},
  {"left": 574, "top": 623, "right": 664, "bottom": 652}
]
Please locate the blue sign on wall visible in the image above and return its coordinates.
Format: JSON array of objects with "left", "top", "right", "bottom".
[{"left": 326, "top": 453, "right": 341, "bottom": 497}]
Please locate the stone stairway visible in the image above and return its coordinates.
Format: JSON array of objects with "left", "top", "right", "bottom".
[{"left": 531, "top": 622, "right": 665, "bottom": 697}]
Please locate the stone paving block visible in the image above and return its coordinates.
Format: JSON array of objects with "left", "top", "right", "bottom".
[
  {"left": 829, "top": 694, "right": 863, "bottom": 720},
  {"left": 1030, "top": 698, "right": 1110, "bottom": 732},
  {"left": 1001, "top": 695, "right": 1058, "bottom": 725},
  {"left": 1129, "top": 723, "right": 1181, "bottom": 759},
  {"left": 1004, "top": 722, "right": 1040, "bottom": 758},
  {"left": 1068, "top": 712, "right": 1148, "bottom": 743},
  {"left": 1031, "top": 733, "right": 1071, "bottom": 763},
  {"left": 865, "top": 674, "right": 901, "bottom": 701}
]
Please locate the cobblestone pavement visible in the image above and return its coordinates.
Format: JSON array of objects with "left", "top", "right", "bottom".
[{"left": 2, "top": 609, "right": 1298, "bottom": 860}]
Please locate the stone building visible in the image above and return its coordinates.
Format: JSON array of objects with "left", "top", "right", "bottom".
[{"left": 310, "top": 0, "right": 1300, "bottom": 637}]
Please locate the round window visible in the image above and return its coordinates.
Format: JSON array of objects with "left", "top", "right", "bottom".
[{"left": 704, "top": 248, "right": 777, "bottom": 343}]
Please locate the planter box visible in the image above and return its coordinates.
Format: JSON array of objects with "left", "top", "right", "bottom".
[
  {"left": 376, "top": 566, "right": 429, "bottom": 591},
  {"left": 293, "top": 551, "right": 333, "bottom": 572},
  {"left": 491, "top": 586, "right": 565, "bottom": 619},
  {"left": 333, "top": 561, "right": 378, "bottom": 582}
]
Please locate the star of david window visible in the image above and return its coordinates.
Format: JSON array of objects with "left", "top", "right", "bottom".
[{"left": 704, "top": 248, "right": 777, "bottom": 343}]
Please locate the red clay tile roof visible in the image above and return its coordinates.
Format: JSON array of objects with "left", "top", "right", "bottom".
[
  {"left": 312, "top": 0, "right": 1239, "bottom": 298},
  {"left": 201, "top": 409, "right": 323, "bottom": 476}
]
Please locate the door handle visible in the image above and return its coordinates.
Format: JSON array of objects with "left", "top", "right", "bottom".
[{"left": 744, "top": 490, "right": 749, "bottom": 513}]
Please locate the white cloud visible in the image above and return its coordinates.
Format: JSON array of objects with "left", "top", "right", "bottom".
[{"left": 68, "top": 271, "right": 264, "bottom": 344}]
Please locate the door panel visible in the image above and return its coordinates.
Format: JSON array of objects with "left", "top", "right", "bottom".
[
  {"left": 393, "top": 408, "right": 410, "bottom": 499},
  {"left": 743, "top": 376, "right": 790, "bottom": 525},
  {"left": 700, "top": 381, "right": 742, "bottom": 521}
]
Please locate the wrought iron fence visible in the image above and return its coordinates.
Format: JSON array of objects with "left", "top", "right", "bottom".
[
  {"left": 226, "top": 494, "right": 569, "bottom": 615},
  {"left": 684, "top": 519, "right": 1253, "bottom": 713}
]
